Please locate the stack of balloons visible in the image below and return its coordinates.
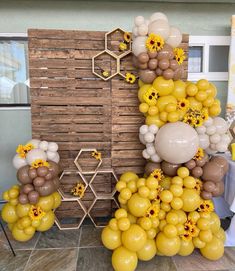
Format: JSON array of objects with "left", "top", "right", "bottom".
[
  {"left": 1, "top": 139, "right": 62, "bottom": 242},
  {"left": 101, "top": 12, "right": 231, "bottom": 271}
]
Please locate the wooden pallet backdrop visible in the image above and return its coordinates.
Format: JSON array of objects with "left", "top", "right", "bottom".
[{"left": 28, "top": 29, "right": 188, "bottom": 221}]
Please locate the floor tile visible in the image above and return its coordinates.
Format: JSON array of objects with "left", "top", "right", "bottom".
[
  {"left": 137, "top": 256, "right": 177, "bottom": 271},
  {"left": 76, "top": 247, "right": 112, "bottom": 271},
  {"left": 172, "top": 248, "right": 235, "bottom": 271},
  {"left": 36, "top": 226, "right": 81, "bottom": 249},
  {"left": 79, "top": 225, "right": 102, "bottom": 247},
  {"left": 0, "top": 249, "right": 31, "bottom": 271},
  {"left": 24, "top": 248, "right": 78, "bottom": 271}
]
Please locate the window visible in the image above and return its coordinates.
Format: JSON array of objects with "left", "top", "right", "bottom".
[{"left": 0, "top": 34, "right": 29, "bottom": 106}]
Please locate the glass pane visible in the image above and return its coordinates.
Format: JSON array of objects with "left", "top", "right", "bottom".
[
  {"left": 188, "top": 46, "right": 203, "bottom": 73},
  {"left": 209, "top": 45, "right": 229, "bottom": 72},
  {"left": 0, "top": 38, "right": 29, "bottom": 105}
]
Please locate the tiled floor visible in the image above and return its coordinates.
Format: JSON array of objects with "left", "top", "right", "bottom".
[{"left": 0, "top": 223, "right": 235, "bottom": 271}]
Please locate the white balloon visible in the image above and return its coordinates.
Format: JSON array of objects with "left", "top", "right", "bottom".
[
  {"left": 145, "top": 19, "right": 150, "bottom": 26},
  {"left": 139, "top": 134, "right": 146, "bottom": 145},
  {"left": 209, "top": 133, "right": 221, "bottom": 144},
  {"left": 144, "top": 132, "right": 155, "bottom": 143},
  {"left": 205, "top": 147, "right": 217, "bottom": 155},
  {"left": 210, "top": 144, "right": 217, "bottom": 150},
  {"left": 150, "top": 12, "right": 168, "bottom": 23},
  {"left": 204, "top": 117, "right": 213, "bottom": 127},
  {"left": 132, "top": 26, "right": 139, "bottom": 37},
  {"left": 27, "top": 139, "right": 40, "bottom": 148},
  {"left": 12, "top": 154, "right": 27, "bottom": 169},
  {"left": 198, "top": 134, "right": 210, "bottom": 149},
  {"left": 165, "top": 26, "right": 182, "bottom": 48},
  {"left": 213, "top": 117, "right": 228, "bottom": 135},
  {"left": 48, "top": 142, "right": 59, "bottom": 152},
  {"left": 26, "top": 148, "right": 47, "bottom": 165},
  {"left": 135, "top": 16, "right": 145, "bottom": 26},
  {"left": 140, "top": 125, "right": 149, "bottom": 135},
  {"left": 221, "top": 134, "right": 231, "bottom": 144},
  {"left": 46, "top": 151, "right": 57, "bottom": 160},
  {"left": 143, "top": 149, "right": 150, "bottom": 159},
  {"left": 148, "top": 19, "right": 170, "bottom": 39},
  {"left": 216, "top": 142, "right": 228, "bottom": 153},
  {"left": 50, "top": 152, "right": 60, "bottom": 163},
  {"left": 196, "top": 125, "right": 206, "bottom": 135},
  {"left": 138, "top": 24, "right": 148, "bottom": 36},
  {"left": 148, "top": 124, "right": 158, "bottom": 134},
  {"left": 39, "top": 141, "right": 49, "bottom": 151},
  {"left": 132, "top": 36, "right": 147, "bottom": 56},
  {"left": 151, "top": 153, "right": 162, "bottom": 163},
  {"left": 206, "top": 125, "right": 216, "bottom": 135},
  {"left": 146, "top": 145, "right": 156, "bottom": 156}
]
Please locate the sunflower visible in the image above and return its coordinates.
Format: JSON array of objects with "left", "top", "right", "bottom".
[
  {"left": 119, "top": 42, "right": 127, "bottom": 51},
  {"left": 193, "top": 148, "right": 204, "bottom": 161},
  {"left": 71, "top": 182, "right": 85, "bottom": 198},
  {"left": 146, "top": 33, "right": 164, "bottom": 52},
  {"left": 201, "top": 108, "right": 209, "bottom": 121},
  {"left": 124, "top": 32, "right": 131, "bottom": 43},
  {"left": 125, "top": 72, "right": 136, "bottom": 84},
  {"left": 150, "top": 169, "right": 164, "bottom": 181},
  {"left": 197, "top": 200, "right": 214, "bottom": 213},
  {"left": 102, "top": 70, "right": 110, "bottom": 78},
  {"left": 146, "top": 202, "right": 160, "bottom": 218},
  {"left": 177, "top": 98, "right": 190, "bottom": 111},
  {"left": 194, "top": 117, "right": 204, "bottom": 127},
  {"left": 31, "top": 159, "right": 49, "bottom": 169},
  {"left": 174, "top": 48, "right": 186, "bottom": 65},
  {"left": 183, "top": 115, "right": 195, "bottom": 126},
  {"left": 181, "top": 219, "right": 198, "bottom": 241},
  {"left": 143, "top": 87, "right": 159, "bottom": 106},
  {"left": 153, "top": 185, "right": 164, "bottom": 203},
  {"left": 194, "top": 178, "right": 203, "bottom": 193},
  {"left": 92, "top": 151, "right": 102, "bottom": 161},
  {"left": 16, "top": 143, "right": 34, "bottom": 158},
  {"left": 29, "top": 205, "right": 45, "bottom": 221}
]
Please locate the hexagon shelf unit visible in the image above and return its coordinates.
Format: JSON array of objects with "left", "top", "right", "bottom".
[{"left": 118, "top": 51, "right": 138, "bottom": 79}]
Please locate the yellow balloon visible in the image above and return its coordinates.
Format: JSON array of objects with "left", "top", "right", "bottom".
[
  {"left": 118, "top": 217, "right": 131, "bottom": 231},
  {"left": 209, "top": 104, "right": 221, "bottom": 117},
  {"left": 181, "top": 188, "right": 201, "bottom": 212},
  {"left": 178, "top": 240, "right": 194, "bottom": 256},
  {"left": 146, "top": 115, "right": 164, "bottom": 127},
  {"left": 156, "top": 232, "right": 181, "bottom": 256},
  {"left": 202, "top": 96, "right": 214, "bottom": 107},
  {"left": 139, "top": 103, "right": 149, "bottom": 113},
  {"left": 138, "top": 84, "right": 152, "bottom": 103},
  {"left": 8, "top": 223, "right": 15, "bottom": 231},
  {"left": 199, "top": 230, "right": 213, "bottom": 243},
  {"left": 171, "top": 80, "right": 186, "bottom": 99},
  {"left": 109, "top": 218, "right": 119, "bottom": 231},
  {"left": 160, "top": 190, "right": 173, "bottom": 203},
  {"left": 156, "top": 95, "right": 177, "bottom": 112},
  {"left": 9, "top": 198, "right": 19, "bottom": 206},
  {"left": 146, "top": 228, "right": 157, "bottom": 239},
  {"left": 186, "top": 83, "right": 198, "bottom": 96},
  {"left": 3, "top": 191, "right": 10, "bottom": 201},
  {"left": 197, "top": 218, "right": 210, "bottom": 230},
  {"left": 8, "top": 188, "right": 19, "bottom": 199},
  {"left": 37, "top": 195, "right": 55, "bottom": 212},
  {"left": 127, "top": 213, "right": 137, "bottom": 225},
  {"left": 148, "top": 106, "right": 159, "bottom": 116},
  {"left": 146, "top": 176, "right": 158, "bottom": 190},
  {"left": 138, "top": 79, "right": 144, "bottom": 88},
  {"left": 138, "top": 217, "right": 152, "bottom": 231},
  {"left": 120, "top": 172, "right": 138, "bottom": 183},
  {"left": 116, "top": 181, "right": 126, "bottom": 192},
  {"left": 1, "top": 203, "right": 18, "bottom": 223},
  {"left": 52, "top": 192, "right": 62, "bottom": 209},
  {"left": 188, "top": 211, "right": 200, "bottom": 223},
  {"left": 167, "top": 111, "right": 180, "bottom": 123},
  {"left": 200, "top": 237, "right": 224, "bottom": 260},
  {"left": 24, "top": 226, "right": 36, "bottom": 236},
  {"left": 31, "top": 220, "right": 41, "bottom": 228},
  {"left": 206, "top": 83, "right": 217, "bottom": 97},
  {"left": 163, "top": 224, "right": 178, "bottom": 238},
  {"left": 159, "top": 111, "right": 168, "bottom": 122},
  {"left": 127, "top": 180, "right": 138, "bottom": 193},
  {"left": 112, "top": 246, "right": 138, "bottom": 271},
  {"left": 101, "top": 226, "right": 122, "bottom": 250},
  {"left": 122, "top": 224, "right": 147, "bottom": 252},
  {"left": 16, "top": 203, "right": 31, "bottom": 218},
  {"left": 153, "top": 76, "right": 174, "bottom": 96},
  {"left": 197, "top": 79, "right": 210, "bottom": 91},
  {"left": 115, "top": 208, "right": 127, "bottom": 219},
  {"left": 171, "top": 197, "right": 183, "bottom": 210},
  {"left": 187, "top": 97, "right": 202, "bottom": 110},
  {"left": 138, "top": 186, "right": 150, "bottom": 198},
  {"left": 171, "top": 210, "right": 187, "bottom": 224},
  {"left": 193, "top": 237, "right": 206, "bottom": 248},
  {"left": 214, "top": 227, "right": 226, "bottom": 242},
  {"left": 195, "top": 90, "right": 208, "bottom": 102},
  {"left": 137, "top": 239, "right": 156, "bottom": 261},
  {"left": 36, "top": 210, "right": 55, "bottom": 232},
  {"left": 120, "top": 188, "right": 132, "bottom": 200},
  {"left": 20, "top": 216, "right": 32, "bottom": 228},
  {"left": 210, "top": 212, "right": 221, "bottom": 233},
  {"left": 12, "top": 225, "right": 34, "bottom": 242},
  {"left": 127, "top": 193, "right": 151, "bottom": 217}
]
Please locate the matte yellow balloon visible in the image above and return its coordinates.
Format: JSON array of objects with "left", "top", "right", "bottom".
[
  {"left": 127, "top": 213, "right": 137, "bottom": 225},
  {"left": 20, "top": 216, "right": 31, "bottom": 228},
  {"left": 209, "top": 104, "right": 221, "bottom": 117},
  {"left": 139, "top": 103, "right": 149, "bottom": 113},
  {"left": 156, "top": 95, "right": 177, "bottom": 112},
  {"left": 186, "top": 83, "right": 198, "bottom": 96},
  {"left": 153, "top": 76, "right": 174, "bottom": 96},
  {"left": 171, "top": 209, "right": 187, "bottom": 224},
  {"left": 120, "top": 188, "right": 132, "bottom": 200},
  {"left": 199, "top": 230, "right": 213, "bottom": 243},
  {"left": 116, "top": 181, "right": 126, "bottom": 192},
  {"left": 120, "top": 172, "right": 139, "bottom": 183},
  {"left": 127, "top": 193, "right": 151, "bottom": 217},
  {"left": 148, "top": 106, "right": 159, "bottom": 116},
  {"left": 118, "top": 217, "right": 131, "bottom": 231},
  {"left": 139, "top": 217, "right": 152, "bottom": 231},
  {"left": 197, "top": 79, "right": 210, "bottom": 91},
  {"left": 163, "top": 224, "right": 178, "bottom": 238},
  {"left": 203, "top": 96, "right": 214, "bottom": 107},
  {"left": 210, "top": 212, "right": 221, "bottom": 233},
  {"left": 167, "top": 111, "right": 180, "bottom": 123},
  {"left": 206, "top": 83, "right": 217, "bottom": 97},
  {"left": 171, "top": 197, "right": 183, "bottom": 210},
  {"left": 178, "top": 240, "right": 194, "bottom": 256},
  {"left": 24, "top": 226, "right": 36, "bottom": 236},
  {"left": 8, "top": 188, "right": 19, "bottom": 199},
  {"left": 193, "top": 237, "right": 206, "bottom": 248},
  {"left": 101, "top": 226, "right": 122, "bottom": 250},
  {"left": 137, "top": 239, "right": 157, "bottom": 261},
  {"left": 112, "top": 246, "right": 138, "bottom": 271},
  {"left": 146, "top": 115, "right": 164, "bottom": 127},
  {"left": 12, "top": 225, "right": 34, "bottom": 242},
  {"left": 146, "top": 228, "right": 157, "bottom": 239},
  {"left": 181, "top": 188, "right": 201, "bottom": 212},
  {"left": 31, "top": 220, "right": 41, "bottom": 228},
  {"left": 37, "top": 195, "right": 55, "bottom": 212},
  {"left": 187, "top": 97, "right": 202, "bottom": 110},
  {"left": 214, "top": 227, "right": 226, "bottom": 242},
  {"left": 171, "top": 80, "right": 186, "bottom": 99},
  {"left": 159, "top": 111, "right": 168, "bottom": 122},
  {"left": 36, "top": 211, "right": 55, "bottom": 232},
  {"left": 188, "top": 211, "right": 200, "bottom": 223},
  {"left": 146, "top": 176, "right": 158, "bottom": 190},
  {"left": 3, "top": 191, "right": 10, "bottom": 201},
  {"left": 138, "top": 186, "right": 150, "bottom": 198},
  {"left": 138, "top": 79, "right": 144, "bottom": 88},
  {"left": 138, "top": 84, "right": 152, "bottom": 103},
  {"left": 122, "top": 224, "right": 147, "bottom": 252},
  {"left": 52, "top": 192, "right": 62, "bottom": 209},
  {"left": 200, "top": 237, "right": 224, "bottom": 260},
  {"left": 197, "top": 218, "right": 211, "bottom": 230},
  {"left": 160, "top": 190, "right": 173, "bottom": 203},
  {"left": 1, "top": 203, "right": 18, "bottom": 223},
  {"left": 195, "top": 90, "right": 208, "bottom": 102},
  {"left": 165, "top": 103, "right": 177, "bottom": 113},
  {"left": 156, "top": 232, "right": 181, "bottom": 256}
]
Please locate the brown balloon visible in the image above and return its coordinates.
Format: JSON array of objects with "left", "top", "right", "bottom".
[
  {"left": 48, "top": 161, "right": 61, "bottom": 178},
  {"left": 161, "top": 161, "right": 181, "bottom": 177},
  {"left": 148, "top": 51, "right": 158, "bottom": 59},
  {"left": 52, "top": 177, "right": 60, "bottom": 190},
  {"left": 169, "top": 59, "right": 179, "bottom": 71},
  {"left": 33, "top": 176, "right": 46, "bottom": 187},
  {"left": 45, "top": 172, "right": 53, "bottom": 181},
  {"left": 202, "top": 161, "right": 224, "bottom": 183},
  {"left": 173, "top": 67, "right": 183, "bottom": 80},
  {"left": 138, "top": 52, "right": 149, "bottom": 64},
  {"left": 203, "top": 181, "right": 216, "bottom": 193},
  {"left": 28, "top": 190, "right": 40, "bottom": 204},
  {"left": 37, "top": 166, "right": 49, "bottom": 177},
  {"left": 139, "top": 63, "right": 148, "bottom": 69},
  {"left": 18, "top": 194, "right": 29, "bottom": 204},
  {"left": 191, "top": 166, "right": 203, "bottom": 178},
  {"left": 201, "top": 190, "right": 213, "bottom": 200},
  {"left": 195, "top": 153, "right": 209, "bottom": 167},
  {"left": 148, "top": 59, "right": 158, "bottom": 70},
  {"left": 185, "top": 159, "right": 196, "bottom": 170},
  {"left": 28, "top": 168, "right": 37, "bottom": 179},
  {"left": 158, "top": 59, "right": 170, "bottom": 70},
  {"left": 162, "top": 68, "right": 174, "bottom": 80},
  {"left": 210, "top": 156, "right": 229, "bottom": 174},
  {"left": 17, "top": 165, "right": 32, "bottom": 184},
  {"left": 132, "top": 56, "right": 139, "bottom": 68},
  {"left": 155, "top": 68, "right": 162, "bottom": 76},
  {"left": 145, "top": 162, "right": 161, "bottom": 176},
  {"left": 212, "top": 181, "right": 225, "bottom": 197},
  {"left": 35, "top": 180, "right": 56, "bottom": 196},
  {"left": 157, "top": 49, "right": 170, "bottom": 61},
  {"left": 23, "top": 184, "right": 34, "bottom": 194},
  {"left": 139, "top": 69, "right": 156, "bottom": 84}
]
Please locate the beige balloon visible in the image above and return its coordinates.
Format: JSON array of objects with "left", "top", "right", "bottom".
[
  {"left": 148, "top": 19, "right": 170, "bottom": 39},
  {"left": 132, "top": 36, "right": 147, "bottom": 56},
  {"left": 166, "top": 26, "right": 182, "bottom": 48}
]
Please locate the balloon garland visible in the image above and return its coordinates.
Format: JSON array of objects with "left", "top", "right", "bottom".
[
  {"left": 102, "top": 12, "right": 230, "bottom": 271},
  {"left": 1, "top": 139, "right": 62, "bottom": 242}
]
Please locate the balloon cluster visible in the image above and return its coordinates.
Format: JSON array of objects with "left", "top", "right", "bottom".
[
  {"left": 196, "top": 117, "right": 231, "bottom": 154},
  {"left": 102, "top": 170, "right": 226, "bottom": 271},
  {"left": 1, "top": 139, "right": 62, "bottom": 242}
]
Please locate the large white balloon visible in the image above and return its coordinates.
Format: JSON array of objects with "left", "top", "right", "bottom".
[
  {"left": 148, "top": 19, "right": 170, "bottom": 39},
  {"left": 49, "top": 152, "right": 60, "bottom": 163},
  {"left": 165, "top": 26, "right": 182, "bottom": 48},
  {"left": 132, "top": 36, "right": 147, "bottom": 56},
  {"left": 213, "top": 117, "right": 228, "bottom": 134},
  {"left": 26, "top": 148, "right": 47, "bottom": 165},
  {"left": 12, "top": 154, "right": 27, "bottom": 169},
  {"left": 135, "top": 16, "right": 145, "bottom": 26},
  {"left": 155, "top": 122, "right": 199, "bottom": 164},
  {"left": 150, "top": 12, "right": 168, "bottom": 23}
]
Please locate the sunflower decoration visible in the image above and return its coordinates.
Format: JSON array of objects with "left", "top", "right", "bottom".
[
  {"left": 201, "top": 108, "right": 209, "bottom": 121},
  {"left": 181, "top": 219, "right": 198, "bottom": 241},
  {"left": 31, "top": 159, "right": 49, "bottom": 169},
  {"left": 153, "top": 185, "right": 164, "bottom": 203},
  {"left": 174, "top": 48, "right": 186, "bottom": 65},
  {"left": 194, "top": 178, "right": 203, "bottom": 193},
  {"left": 71, "top": 182, "right": 85, "bottom": 198},
  {"left": 193, "top": 148, "right": 204, "bottom": 161},
  {"left": 146, "top": 202, "right": 160, "bottom": 218},
  {"left": 16, "top": 143, "right": 34, "bottom": 158},
  {"left": 183, "top": 108, "right": 205, "bottom": 128},
  {"left": 125, "top": 72, "right": 136, "bottom": 84},
  {"left": 92, "top": 150, "right": 102, "bottom": 161},
  {"left": 146, "top": 33, "right": 164, "bottom": 52},
  {"left": 150, "top": 169, "right": 164, "bottom": 182},
  {"left": 119, "top": 42, "right": 127, "bottom": 51},
  {"left": 177, "top": 98, "right": 190, "bottom": 111},
  {"left": 102, "top": 70, "right": 110, "bottom": 78},
  {"left": 197, "top": 200, "right": 214, "bottom": 214},
  {"left": 123, "top": 32, "right": 131, "bottom": 44},
  {"left": 29, "top": 205, "right": 45, "bottom": 221},
  {"left": 143, "top": 87, "right": 159, "bottom": 106}
]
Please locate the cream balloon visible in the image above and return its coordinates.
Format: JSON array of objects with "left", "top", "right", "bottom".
[
  {"left": 132, "top": 26, "right": 139, "bottom": 37},
  {"left": 213, "top": 117, "right": 228, "bottom": 135},
  {"left": 196, "top": 126, "right": 206, "bottom": 135},
  {"left": 46, "top": 151, "right": 57, "bottom": 160},
  {"left": 148, "top": 19, "right": 170, "bottom": 39},
  {"left": 50, "top": 152, "right": 60, "bottom": 163},
  {"left": 48, "top": 142, "right": 59, "bottom": 152},
  {"left": 135, "top": 15, "right": 145, "bottom": 26},
  {"left": 155, "top": 122, "right": 199, "bottom": 164},
  {"left": 166, "top": 26, "right": 182, "bottom": 48},
  {"left": 132, "top": 36, "right": 147, "bottom": 56},
  {"left": 198, "top": 134, "right": 210, "bottom": 149},
  {"left": 12, "top": 154, "right": 27, "bottom": 169},
  {"left": 138, "top": 24, "right": 148, "bottom": 36},
  {"left": 39, "top": 141, "right": 49, "bottom": 151},
  {"left": 151, "top": 153, "right": 162, "bottom": 163},
  {"left": 26, "top": 148, "right": 47, "bottom": 165},
  {"left": 150, "top": 12, "right": 168, "bottom": 23},
  {"left": 27, "top": 139, "right": 40, "bottom": 148},
  {"left": 216, "top": 142, "right": 228, "bottom": 152}
]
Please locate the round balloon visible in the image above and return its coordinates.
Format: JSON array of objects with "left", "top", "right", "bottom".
[
  {"left": 132, "top": 36, "right": 147, "bottom": 56},
  {"left": 112, "top": 246, "right": 138, "bottom": 271},
  {"left": 166, "top": 26, "right": 182, "bottom": 48},
  {"left": 148, "top": 19, "right": 170, "bottom": 39},
  {"left": 26, "top": 148, "right": 47, "bottom": 165},
  {"left": 13, "top": 154, "right": 27, "bottom": 170}
]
